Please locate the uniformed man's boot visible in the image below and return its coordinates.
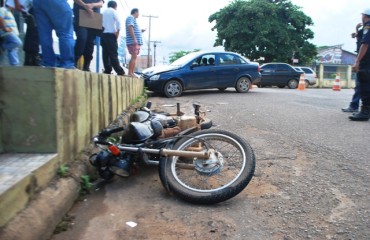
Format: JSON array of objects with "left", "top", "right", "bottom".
[{"left": 349, "top": 106, "right": 370, "bottom": 121}]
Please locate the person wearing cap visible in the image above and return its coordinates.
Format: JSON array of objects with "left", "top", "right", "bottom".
[
  {"left": 342, "top": 23, "right": 363, "bottom": 113},
  {"left": 350, "top": 9, "right": 370, "bottom": 121}
]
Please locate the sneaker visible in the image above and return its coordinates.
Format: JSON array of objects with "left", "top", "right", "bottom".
[{"left": 341, "top": 106, "right": 358, "bottom": 112}]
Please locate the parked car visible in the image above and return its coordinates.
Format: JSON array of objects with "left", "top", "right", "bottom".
[
  {"left": 259, "top": 63, "right": 304, "bottom": 89},
  {"left": 294, "top": 66, "right": 317, "bottom": 87},
  {"left": 141, "top": 51, "right": 261, "bottom": 97}
]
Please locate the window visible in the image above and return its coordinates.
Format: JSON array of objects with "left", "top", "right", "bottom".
[
  {"left": 276, "top": 64, "right": 292, "bottom": 72},
  {"left": 261, "top": 64, "right": 276, "bottom": 73},
  {"left": 196, "top": 54, "right": 216, "bottom": 66},
  {"left": 219, "top": 53, "right": 240, "bottom": 65}
]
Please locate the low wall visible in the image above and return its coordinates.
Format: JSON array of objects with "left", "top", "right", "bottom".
[
  {"left": 0, "top": 67, "right": 144, "bottom": 227},
  {"left": 0, "top": 67, "right": 144, "bottom": 162}
]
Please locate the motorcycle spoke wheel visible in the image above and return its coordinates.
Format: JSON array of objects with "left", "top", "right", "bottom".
[{"left": 160, "top": 129, "right": 255, "bottom": 204}]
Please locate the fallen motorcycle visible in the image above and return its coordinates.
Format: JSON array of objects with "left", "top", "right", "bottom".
[{"left": 89, "top": 103, "right": 256, "bottom": 204}]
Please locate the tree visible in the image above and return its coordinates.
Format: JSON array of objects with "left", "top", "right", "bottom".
[
  {"left": 169, "top": 49, "right": 201, "bottom": 63},
  {"left": 209, "top": 0, "right": 317, "bottom": 64}
]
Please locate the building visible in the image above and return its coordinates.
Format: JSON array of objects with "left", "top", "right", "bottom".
[{"left": 316, "top": 45, "right": 357, "bottom": 65}]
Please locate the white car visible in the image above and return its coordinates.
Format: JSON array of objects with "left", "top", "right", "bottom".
[{"left": 294, "top": 67, "right": 317, "bottom": 87}]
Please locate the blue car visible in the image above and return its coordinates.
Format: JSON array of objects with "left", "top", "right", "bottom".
[{"left": 141, "top": 51, "right": 261, "bottom": 97}]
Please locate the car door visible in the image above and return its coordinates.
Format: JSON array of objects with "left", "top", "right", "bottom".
[
  {"left": 216, "top": 53, "right": 243, "bottom": 87},
  {"left": 181, "top": 53, "right": 218, "bottom": 90},
  {"left": 274, "top": 64, "right": 294, "bottom": 85},
  {"left": 261, "top": 64, "right": 277, "bottom": 85}
]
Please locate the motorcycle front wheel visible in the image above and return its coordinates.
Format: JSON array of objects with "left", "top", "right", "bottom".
[{"left": 159, "top": 129, "right": 255, "bottom": 204}]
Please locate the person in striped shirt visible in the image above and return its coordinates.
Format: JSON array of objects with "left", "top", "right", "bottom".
[
  {"left": 0, "top": 4, "right": 22, "bottom": 66},
  {"left": 126, "top": 8, "right": 145, "bottom": 77}
]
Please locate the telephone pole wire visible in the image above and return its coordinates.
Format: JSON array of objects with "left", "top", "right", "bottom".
[{"left": 143, "top": 15, "right": 158, "bottom": 68}]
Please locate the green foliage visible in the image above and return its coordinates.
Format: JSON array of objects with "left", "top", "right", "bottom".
[
  {"left": 57, "top": 165, "right": 70, "bottom": 178},
  {"left": 80, "top": 175, "right": 93, "bottom": 194},
  {"left": 169, "top": 49, "right": 201, "bottom": 63},
  {"left": 209, "top": 0, "right": 317, "bottom": 64}
]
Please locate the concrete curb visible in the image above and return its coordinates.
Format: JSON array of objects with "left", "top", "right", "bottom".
[
  {"left": 0, "top": 99, "right": 148, "bottom": 240},
  {"left": 0, "top": 161, "right": 89, "bottom": 240}
]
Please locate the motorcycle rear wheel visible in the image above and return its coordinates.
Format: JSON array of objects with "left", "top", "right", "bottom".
[{"left": 159, "top": 129, "right": 255, "bottom": 204}]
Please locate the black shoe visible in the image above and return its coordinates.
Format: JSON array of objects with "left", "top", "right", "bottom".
[
  {"left": 342, "top": 106, "right": 358, "bottom": 112},
  {"left": 349, "top": 106, "right": 370, "bottom": 121}
]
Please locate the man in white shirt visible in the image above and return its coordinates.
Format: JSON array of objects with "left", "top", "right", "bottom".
[{"left": 101, "top": 0, "right": 124, "bottom": 75}]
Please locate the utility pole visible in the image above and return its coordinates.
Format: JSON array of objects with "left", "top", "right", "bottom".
[
  {"left": 150, "top": 41, "right": 161, "bottom": 66},
  {"left": 143, "top": 15, "right": 158, "bottom": 68}
]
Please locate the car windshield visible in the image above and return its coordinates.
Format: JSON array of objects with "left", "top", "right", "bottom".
[{"left": 170, "top": 52, "right": 201, "bottom": 66}]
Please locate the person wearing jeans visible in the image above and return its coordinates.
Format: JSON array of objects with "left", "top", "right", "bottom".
[
  {"left": 0, "top": 32, "right": 22, "bottom": 65},
  {"left": 33, "top": 0, "right": 75, "bottom": 68},
  {"left": 0, "top": 6, "right": 22, "bottom": 66}
]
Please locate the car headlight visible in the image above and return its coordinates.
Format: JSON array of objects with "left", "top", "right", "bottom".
[{"left": 149, "top": 74, "right": 160, "bottom": 81}]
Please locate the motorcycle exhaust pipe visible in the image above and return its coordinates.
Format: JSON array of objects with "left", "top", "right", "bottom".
[{"left": 117, "top": 146, "right": 210, "bottom": 159}]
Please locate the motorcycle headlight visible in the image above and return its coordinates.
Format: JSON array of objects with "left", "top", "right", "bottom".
[{"left": 150, "top": 74, "right": 160, "bottom": 81}]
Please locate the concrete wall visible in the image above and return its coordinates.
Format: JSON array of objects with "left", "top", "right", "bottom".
[
  {"left": 0, "top": 67, "right": 144, "bottom": 227},
  {"left": 316, "top": 64, "right": 355, "bottom": 89},
  {"left": 0, "top": 66, "right": 144, "bottom": 161}
]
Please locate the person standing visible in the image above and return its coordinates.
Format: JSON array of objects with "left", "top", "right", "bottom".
[
  {"left": 0, "top": 4, "right": 22, "bottom": 66},
  {"left": 349, "top": 9, "right": 370, "bottom": 121},
  {"left": 33, "top": 0, "right": 75, "bottom": 68},
  {"left": 342, "top": 23, "right": 363, "bottom": 112},
  {"left": 101, "top": 1, "right": 124, "bottom": 75},
  {"left": 73, "top": 0, "right": 103, "bottom": 71},
  {"left": 126, "top": 8, "right": 144, "bottom": 77}
]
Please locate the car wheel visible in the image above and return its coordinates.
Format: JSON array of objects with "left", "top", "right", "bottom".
[
  {"left": 305, "top": 80, "right": 309, "bottom": 88},
  {"left": 218, "top": 87, "right": 227, "bottom": 91},
  {"left": 164, "top": 80, "right": 183, "bottom": 98},
  {"left": 287, "top": 79, "right": 299, "bottom": 89},
  {"left": 235, "top": 77, "right": 251, "bottom": 93}
]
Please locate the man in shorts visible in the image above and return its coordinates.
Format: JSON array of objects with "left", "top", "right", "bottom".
[{"left": 126, "top": 8, "right": 144, "bottom": 77}]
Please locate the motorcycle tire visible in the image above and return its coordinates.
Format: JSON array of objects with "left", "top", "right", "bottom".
[{"left": 159, "top": 129, "right": 255, "bottom": 204}]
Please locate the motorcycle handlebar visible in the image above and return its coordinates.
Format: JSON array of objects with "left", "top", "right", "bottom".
[{"left": 99, "top": 127, "right": 124, "bottom": 137}]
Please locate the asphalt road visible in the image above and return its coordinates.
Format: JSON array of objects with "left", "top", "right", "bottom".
[{"left": 52, "top": 87, "right": 370, "bottom": 240}]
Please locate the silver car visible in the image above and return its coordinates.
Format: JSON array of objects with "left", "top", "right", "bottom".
[{"left": 294, "top": 67, "right": 317, "bottom": 87}]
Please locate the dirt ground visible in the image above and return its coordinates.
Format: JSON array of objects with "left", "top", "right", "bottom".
[{"left": 49, "top": 96, "right": 369, "bottom": 240}]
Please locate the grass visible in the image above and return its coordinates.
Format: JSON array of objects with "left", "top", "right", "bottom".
[{"left": 57, "top": 165, "right": 70, "bottom": 178}]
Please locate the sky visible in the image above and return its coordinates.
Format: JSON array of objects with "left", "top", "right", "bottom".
[{"left": 69, "top": 0, "right": 367, "bottom": 65}]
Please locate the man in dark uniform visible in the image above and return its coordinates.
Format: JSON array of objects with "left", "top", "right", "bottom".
[
  {"left": 342, "top": 23, "right": 363, "bottom": 112},
  {"left": 350, "top": 9, "right": 370, "bottom": 121},
  {"left": 73, "top": 0, "right": 103, "bottom": 71}
]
